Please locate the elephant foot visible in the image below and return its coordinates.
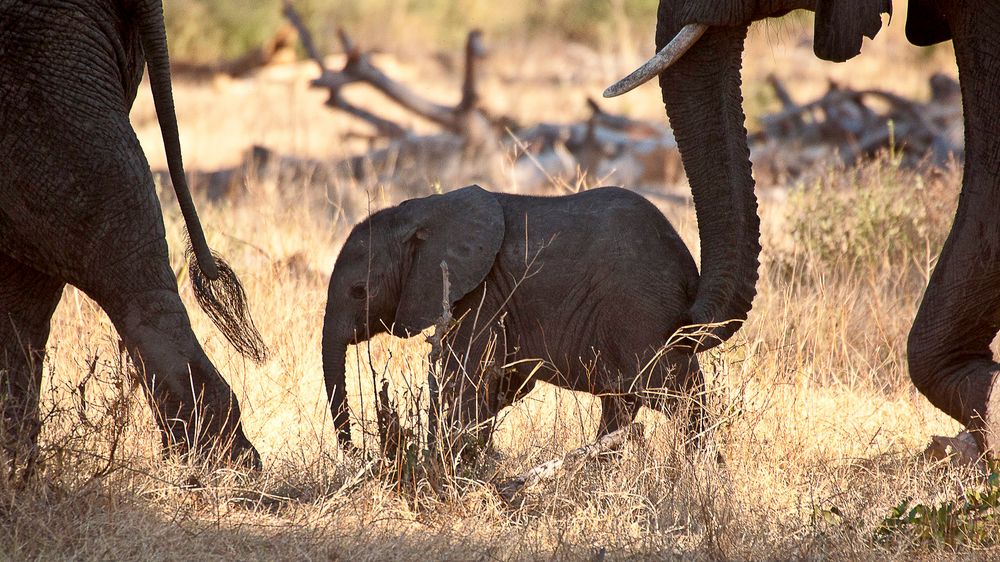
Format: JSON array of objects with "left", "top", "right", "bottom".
[
  {"left": 152, "top": 396, "right": 261, "bottom": 471},
  {"left": 158, "top": 422, "right": 261, "bottom": 470},
  {"left": 923, "top": 431, "right": 983, "bottom": 467},
  {"left": 218, "top": 431, "right": 262, "bottom": 471},
  {"left": 974, "top": 370, "right": 1000, "bottom": 459},
  {"left": 137, "top": 355, "right": 261, "bottom": 470},
  {"left": 597, "top": 395, "right": 641, "bottom": 437},
  {"left": 908, "top": 318, "right": 1000, "bottom": 461}
]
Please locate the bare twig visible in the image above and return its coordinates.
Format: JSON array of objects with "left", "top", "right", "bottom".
[
  {"left": 376, "top": 379, "right": 403, "bottom": 465},
  {"left": 425, "top": 261, "right": 452, "bottom": 448}
]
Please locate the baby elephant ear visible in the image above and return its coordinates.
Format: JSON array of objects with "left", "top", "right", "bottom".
[
  {"left": 813, "top": 0, "right": 891, "bottom": 62},
  {"left": 393, "top": 185, "right": 504, "bottom": 335}
]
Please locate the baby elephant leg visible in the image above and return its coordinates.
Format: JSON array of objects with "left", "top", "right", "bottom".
[
  {"left": 647, "top": 353, "right": 717, "bottom": 454},
  {"left": 439, "top": 323, "right": 508, "bottom": 452},
  {"left": 494, "top": 369, "right": 537, "bottom": 411},
  {"left": 597, "top": 394, "right": 641, "bottom": 437}
]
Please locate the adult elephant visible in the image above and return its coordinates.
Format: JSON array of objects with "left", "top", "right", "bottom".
[
  {"left": 0, "top": 0, "right": 266, "bottom": 470},
  {"left": 606, "top": 1, "right": 1000, "bottom": 454}
]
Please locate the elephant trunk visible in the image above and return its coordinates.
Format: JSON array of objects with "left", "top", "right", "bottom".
[
  {"left": 657, "top": 18, "right": 760, "bottom": 351},
  {"left": 906, "top": 3, "right": 1000, "bottom": 452},
  {"left": 322, "top": 316, "right": 354, "bottom": 450},
  {"left": 135, "top": 0, "right": 266, "bottom": 363}
]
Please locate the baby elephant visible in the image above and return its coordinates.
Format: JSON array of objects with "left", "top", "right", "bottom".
[{"left": 323, "top": 185, "right": 708, "bottom": 450}]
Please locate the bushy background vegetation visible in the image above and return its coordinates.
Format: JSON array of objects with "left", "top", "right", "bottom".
[{"left": 165, "top": 0, "right": 664, "bottom": 60}]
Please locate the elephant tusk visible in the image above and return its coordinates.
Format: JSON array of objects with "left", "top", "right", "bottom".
[{"left": 603, "top": 24, "right": 709, "bottom": 98}]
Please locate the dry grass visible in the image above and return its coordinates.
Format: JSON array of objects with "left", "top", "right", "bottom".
[{"left": 3, "top": 15, "right": 995, "bottom": 561}]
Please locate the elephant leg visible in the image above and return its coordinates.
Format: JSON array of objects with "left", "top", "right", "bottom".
[
  {"left": 106, "top": 292, "right": 259, "bottom": 467},
  {"left": 0, "top": 21, "right": 259, "bottom": 467},
  {"left": 84, "top": 256, "right": 259, "bottom": 468},
  {"left": 907, "top": 3, "right": 1000, "bottom": 456},
  {"left": 100, "top": 278, "right": 261, "bottom": 467},
  {"left": 440, "top": 319, "right": 508, "bottom": 450},
  {"left": 20, "top": 111, "right": 257, "bottom": 467},
  {"left": 645, "top": 353, "right": 713, "bottom": 451},
  {"left": 0, "top": 254, "right": 64, "bottom": 477},
  {"left": 597, "top": 393, "right": 641, "bottom": 437}
]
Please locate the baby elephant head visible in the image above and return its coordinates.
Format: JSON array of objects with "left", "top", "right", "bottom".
[{"left": 321, "top": 185, "right": 504, "bottom": 449}]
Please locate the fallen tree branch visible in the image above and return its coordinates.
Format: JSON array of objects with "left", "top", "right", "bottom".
[
  {"left": 335, "top": 31, "right": 459, "bottom": 130},
  {"left": 284, "top": 2, "right": 495, "bottom": 140},
  {"left": 495, "top": 423, "right": 644, "bottom": 503},
  {"left": 753, "top": 74, "right": 964, "bottom": 171},
  {"left": 282, "top": 1, "right": 406, "bottom": 138},
  {"left": 764, "top": 73, "right": 805, "bottom": 135}
]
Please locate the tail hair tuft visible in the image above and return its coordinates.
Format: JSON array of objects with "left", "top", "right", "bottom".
[{"left": 187, "top": 246, "right": 268, "bottom": 364}]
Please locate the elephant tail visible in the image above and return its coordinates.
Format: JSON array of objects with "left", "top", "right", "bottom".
[{"left": 136, "top": 0, "right": 267, "bottom": 363}]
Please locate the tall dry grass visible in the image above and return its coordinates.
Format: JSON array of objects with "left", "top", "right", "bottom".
[{"left": 1, "top": 15, "right": 991, "bottom": 561}]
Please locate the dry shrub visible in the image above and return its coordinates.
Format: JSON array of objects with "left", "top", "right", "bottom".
[{"left": 782, "top": 154, "right": 960, "bottom": 276}]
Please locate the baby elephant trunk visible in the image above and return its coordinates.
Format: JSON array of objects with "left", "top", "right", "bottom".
[{"left": 322, "top": 318, "right": 353, "bottom": 450}]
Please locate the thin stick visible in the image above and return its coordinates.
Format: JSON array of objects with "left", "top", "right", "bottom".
[{"left": 425, "top": 261, "right": 451, "bottom": 448}]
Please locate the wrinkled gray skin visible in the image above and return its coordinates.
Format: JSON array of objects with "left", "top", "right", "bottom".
[
  {"left": 324, "top": 185, "right": 706, "bottom": 449},
  {"left": 0, "top": 0, "right": 259, "bottom": 469},
  {"left": 649, "top": 0, "right": 1000, "bottom": 452}
]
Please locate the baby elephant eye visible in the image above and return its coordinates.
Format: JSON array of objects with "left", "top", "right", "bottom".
[{"left": 349, "top": 283, "right": 367, "bottom": 300}]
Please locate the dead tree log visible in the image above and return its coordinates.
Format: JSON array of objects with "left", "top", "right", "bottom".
[
  {"left": 284, "top": 2, "right": 493, "bottom": 141},
  {"left": 277, "top": 3, "right": 693, "bottom": 190},
  {"left": 752, "top": 74, "right": 963, "bottom": 173}
]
